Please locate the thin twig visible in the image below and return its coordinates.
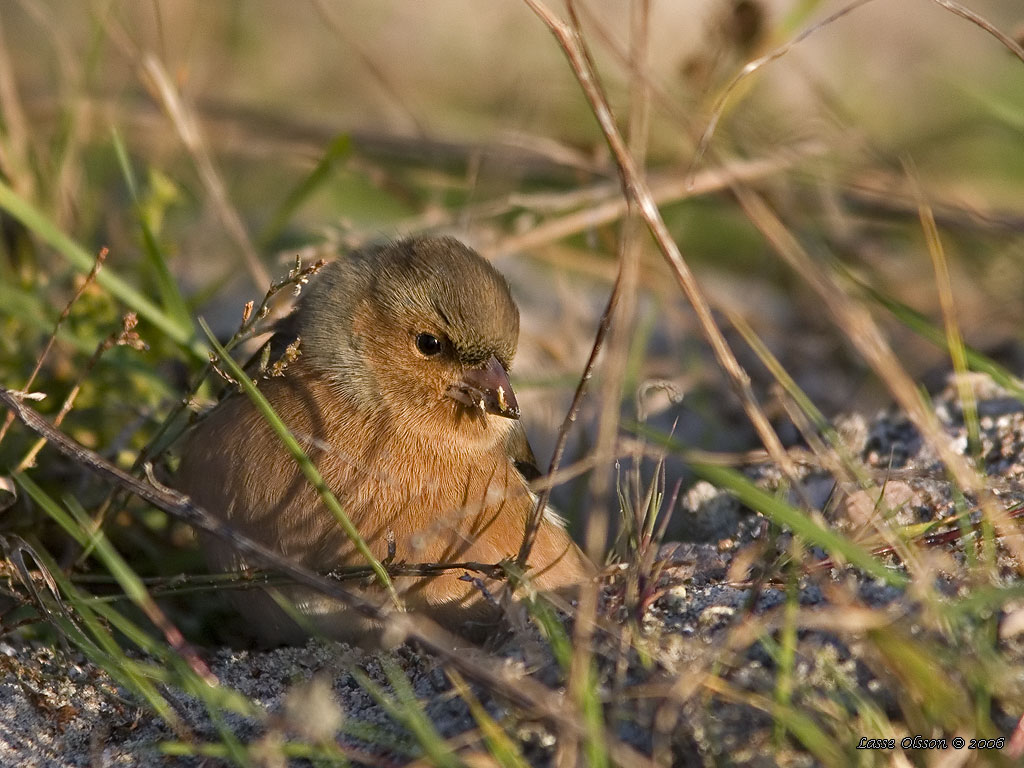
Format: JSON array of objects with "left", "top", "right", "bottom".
[
  {"left": 17, "top": 313, "right": 147, "bottom": 472},
  {"left": 515, "top": 268, "right": 620, "bottom": 570},
  {"left": 804, "top": 505, "right": 1024, "bottom": 577},
  {"left": 63, "top": 559, "right": 509, "bottom": 595},
  {"left": 0, "top": 246, "right": 108, "bottom": 449}
]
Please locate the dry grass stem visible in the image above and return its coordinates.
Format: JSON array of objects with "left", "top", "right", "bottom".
[
  {"left": 730, "top": 183, "right": 1024, "bottom": 570},
  {"left": 569, "top": 2, "right": 653, "bottom": 764},
  {"left": 140, "top": 54, "right": 270, "bottom": 289},
  {"left": 521, "top": 0, "right": 804, "bottom": 507},
  {"left": 930, "top": 0, "right": 1024, "bottom": 63},
  {"left": 484, "top": 147, "right": 820, "bottom": 260},
  {"left": 0, "top": 246, "right": 108, "bottom": 449},
  {"left": 515, "top": 260, "right": 620, "bottom": 569}
]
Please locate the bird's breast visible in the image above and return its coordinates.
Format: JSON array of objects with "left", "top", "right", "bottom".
[{"left": 178, "top": 370, "right": 533, "bottom": 572}]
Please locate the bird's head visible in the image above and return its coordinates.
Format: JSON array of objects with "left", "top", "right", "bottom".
[{"left": 293, "top": 236, "right": 522, "bottom": 448}]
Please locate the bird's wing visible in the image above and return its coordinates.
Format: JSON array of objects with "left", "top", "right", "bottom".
[{"left": 505, "top": 421, "right": 542, "bottom": 482}]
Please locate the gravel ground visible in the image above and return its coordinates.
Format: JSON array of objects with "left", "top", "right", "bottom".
[{"left": 3, "top": 373, "right": 1024, "bottom": 766}]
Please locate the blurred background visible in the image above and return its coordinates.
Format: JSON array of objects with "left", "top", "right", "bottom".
[{"left": 1, "top": 0, "right": 1023, "bottom": 620}]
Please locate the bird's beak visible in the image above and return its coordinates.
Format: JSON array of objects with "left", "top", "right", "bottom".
[{"left": 447, "top": 355, "right": 521, "bottom": 420}]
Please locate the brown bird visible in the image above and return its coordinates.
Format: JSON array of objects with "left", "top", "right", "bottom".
[{"left": 176, "top": 236, "right": 592, "bottom": 645}]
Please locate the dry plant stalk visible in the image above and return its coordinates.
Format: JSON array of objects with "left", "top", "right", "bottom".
[
  {"left": 16, "top": 312, "right": 148, "bottom": 473},
  {"left": 0, "top": 246, "right": 108, "bottom": 449},
  {"left": 516, "top": 0, "right": 805, "bottom": 570},
  {"left": 515, "top": 267, "right": 619, "bottom": 569},
  {"left": 930, "top": 0, "right": 1024, "bottom": 63},
  {"left": 140, "top": 55, "right": 270, "bottom": 289},
  {"left": 485, "top": 150, "right": 821, "bottom": 260},
  {"left": 729, "top": 184, "right": 1024, "bottom": 571}
]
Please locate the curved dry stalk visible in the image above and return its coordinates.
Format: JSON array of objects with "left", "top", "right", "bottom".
[
  {"left": 140, "top": 55, "right": 270, "bottom": 289},
  {"left": 519, "top": 0, "right": 803, "bottom": 518},
  {"left": 728, "top": 183, "right": 1024, "bottom": 571},
  {"left": 691, "top": 0, "right": 878, "bottom": 175},
  {"left": 929, "top": 0, "right": 1024, "bottom": 63},
  {"left": 516, "top": 270, "right": 621, "bottom": 570}
]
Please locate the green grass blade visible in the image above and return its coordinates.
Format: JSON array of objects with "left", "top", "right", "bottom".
[
  {"left": 110, "top": 126, "right": 195, "bottom": 333},
  {"left": 0, "top": 177, "right": 201, "bottom": 356},
  {"left": 258, "top": 134, "right": 352, "bottom": 247},
  {"left": 693, "top": 462, "right": 908, "bottom": 588},
  {"left": 353, "top": 661, "right": 465, "bottom": 768},
  {"left": 199, "top": 319, "right": 398, "bottom": 603},
  {"left": 773, "top": 552, "right": 800, "bottom": 744},
  {"left": 16, "top": 473, "right": 256, "bottom": 764},
  {"left": 9, "top": 509, "right": 183, "bottom": 730},
  {"left": 449, "top": 671, "right": 530, "bottom": 768}
]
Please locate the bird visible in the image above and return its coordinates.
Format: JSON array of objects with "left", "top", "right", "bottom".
[{"left": 175, "top": 235, "right": 593, "bottom": 645}]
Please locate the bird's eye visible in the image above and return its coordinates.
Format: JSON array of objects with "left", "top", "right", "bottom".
[{"left": 415, "top": 333, "right": 443, "bottom": 357}]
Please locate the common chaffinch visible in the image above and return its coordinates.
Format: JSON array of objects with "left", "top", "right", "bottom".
[{"left": 176, "top": 236, "right": 592, "bottom": 644}]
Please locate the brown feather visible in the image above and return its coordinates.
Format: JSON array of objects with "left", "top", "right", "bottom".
[{"left": 176, "top": 237, "right": 592, "bottom": 645}]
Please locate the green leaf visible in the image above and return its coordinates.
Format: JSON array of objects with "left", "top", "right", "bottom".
[
  {"left": 0, "top": 177, "right": 202, "bottom": 358},
  {"left": 258, "top": 133, "right": 352, "bottom": 247},
  {"left": 110, "top": 127, "right": 195, "bottom": 335}
]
